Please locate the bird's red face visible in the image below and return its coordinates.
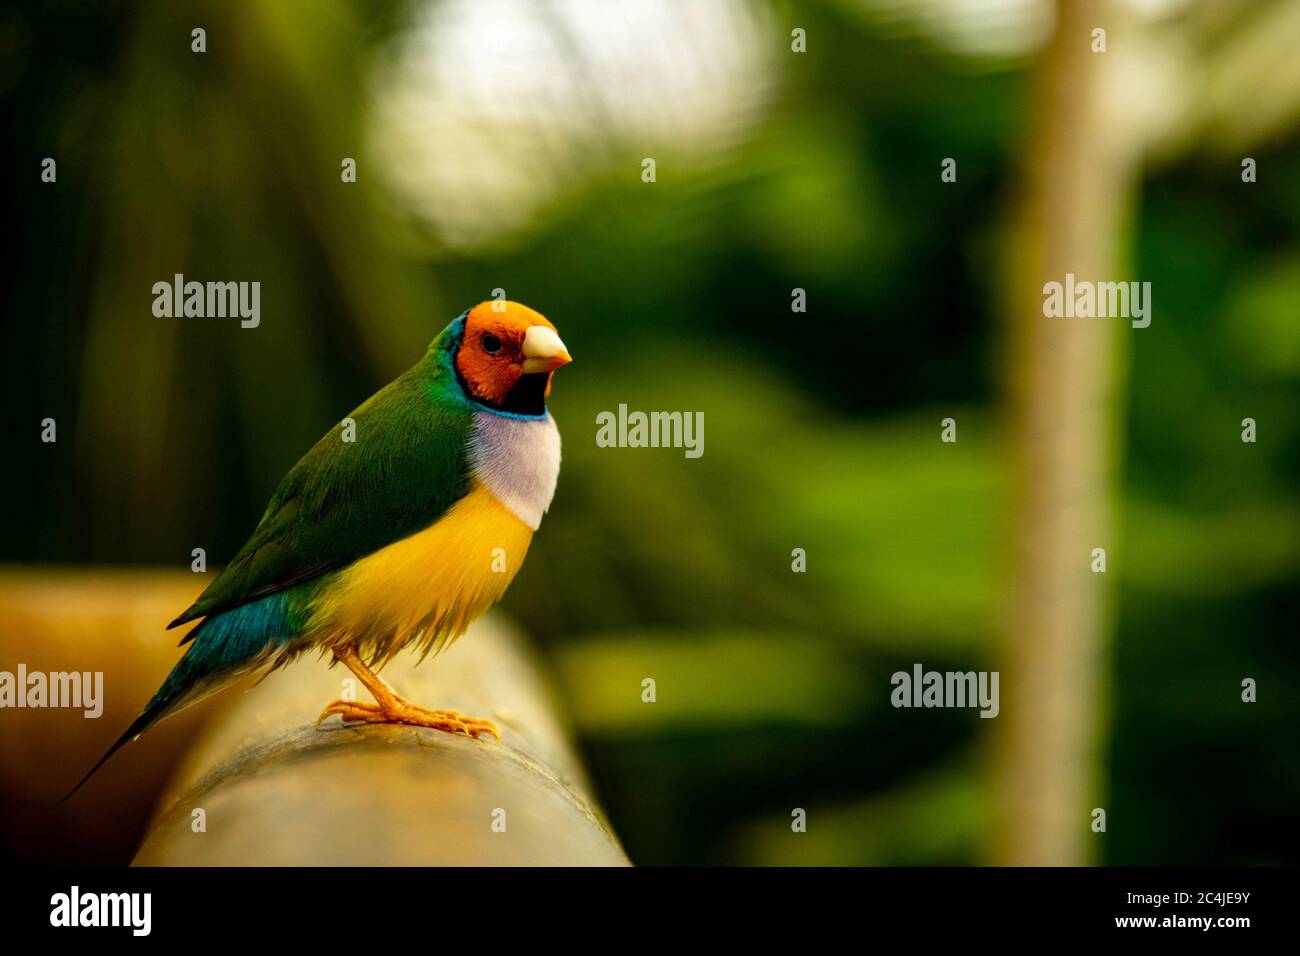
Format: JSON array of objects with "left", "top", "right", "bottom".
[{"left": 455, "top": 301, "right": 572, "bottom": 415}]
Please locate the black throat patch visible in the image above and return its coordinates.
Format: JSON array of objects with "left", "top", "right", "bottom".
[{"left": 492, "top": 371, "right": 549, "bottom": 417}]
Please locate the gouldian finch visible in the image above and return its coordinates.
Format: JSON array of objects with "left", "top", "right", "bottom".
[{"left": 67, "top": 301, "right": 571, "bottom": 798}]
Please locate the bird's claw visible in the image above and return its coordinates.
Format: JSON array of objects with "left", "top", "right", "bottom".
[{"left": 316, "top": 698, "right": 500, "bottom": 739}]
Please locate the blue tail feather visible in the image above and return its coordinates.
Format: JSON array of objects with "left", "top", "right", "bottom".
[{"left": 61, "top": 591, "right": 304, "bottom": 802}]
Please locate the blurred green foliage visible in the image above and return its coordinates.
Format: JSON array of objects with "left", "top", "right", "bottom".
[{"left": 3, "top": 0, "right": 1297, "bottom": 865}]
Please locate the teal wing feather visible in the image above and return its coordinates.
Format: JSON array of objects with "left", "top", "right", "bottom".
[{"left": 169, "top": 350, "right": 474, "bottom": 632}]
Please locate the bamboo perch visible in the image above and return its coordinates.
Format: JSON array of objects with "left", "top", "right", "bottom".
[{"left": 132, "top": 617, "right": 629, "bottom": 865}]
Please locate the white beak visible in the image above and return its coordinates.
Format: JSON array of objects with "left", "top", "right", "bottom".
[{"left": 521, "top": 325, "right": 572, "bottom": 374}]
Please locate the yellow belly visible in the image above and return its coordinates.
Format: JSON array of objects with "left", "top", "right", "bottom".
[{"left": 306, "top": 482, "right": 534, "bottom": 663}]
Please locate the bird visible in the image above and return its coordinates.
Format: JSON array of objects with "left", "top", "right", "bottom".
[{"left": 65, "top": 301, "right": 572, "bottom": 800}]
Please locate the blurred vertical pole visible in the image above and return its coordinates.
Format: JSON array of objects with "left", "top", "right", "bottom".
[{"left": 993, "top": 0, "right": 1133, "bottom": 865}]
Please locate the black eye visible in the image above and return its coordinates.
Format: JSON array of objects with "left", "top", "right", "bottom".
[{"left": 480, "top": 332, "right": 502, "bottom": 354}]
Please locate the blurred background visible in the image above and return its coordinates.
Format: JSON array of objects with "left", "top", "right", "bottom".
[{"left": 2, "top": 0, "right": 1298, "bottom": 866}]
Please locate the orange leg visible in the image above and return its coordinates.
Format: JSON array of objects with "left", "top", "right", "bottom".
[{"left": 316, "top": 644, "right": 499, "bottom": 739}]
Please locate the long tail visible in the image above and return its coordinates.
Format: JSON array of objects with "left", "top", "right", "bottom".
[
  {"left": 61, "top": 591, "right": 302, "bottom": 802},
  {"left": 59, "top": 659, "right": 205, "bottom": 804},
  {"left": 60, "top": 651, "right": 263, "bottom": 803},
  {"left": 59, "top": 695, "right": 176, "bottom": 804},
  {"left": 60, "top": 627, "right": 232, "bottom": 802}
]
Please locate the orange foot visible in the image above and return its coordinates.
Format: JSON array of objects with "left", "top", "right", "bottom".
[{"left": 316, "top": 698, "right": 500, "bottom": 739}]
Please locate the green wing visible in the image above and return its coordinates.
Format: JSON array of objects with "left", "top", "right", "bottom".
[{"left": 169, "top": 359, "right": 474, "bottom": 630}]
